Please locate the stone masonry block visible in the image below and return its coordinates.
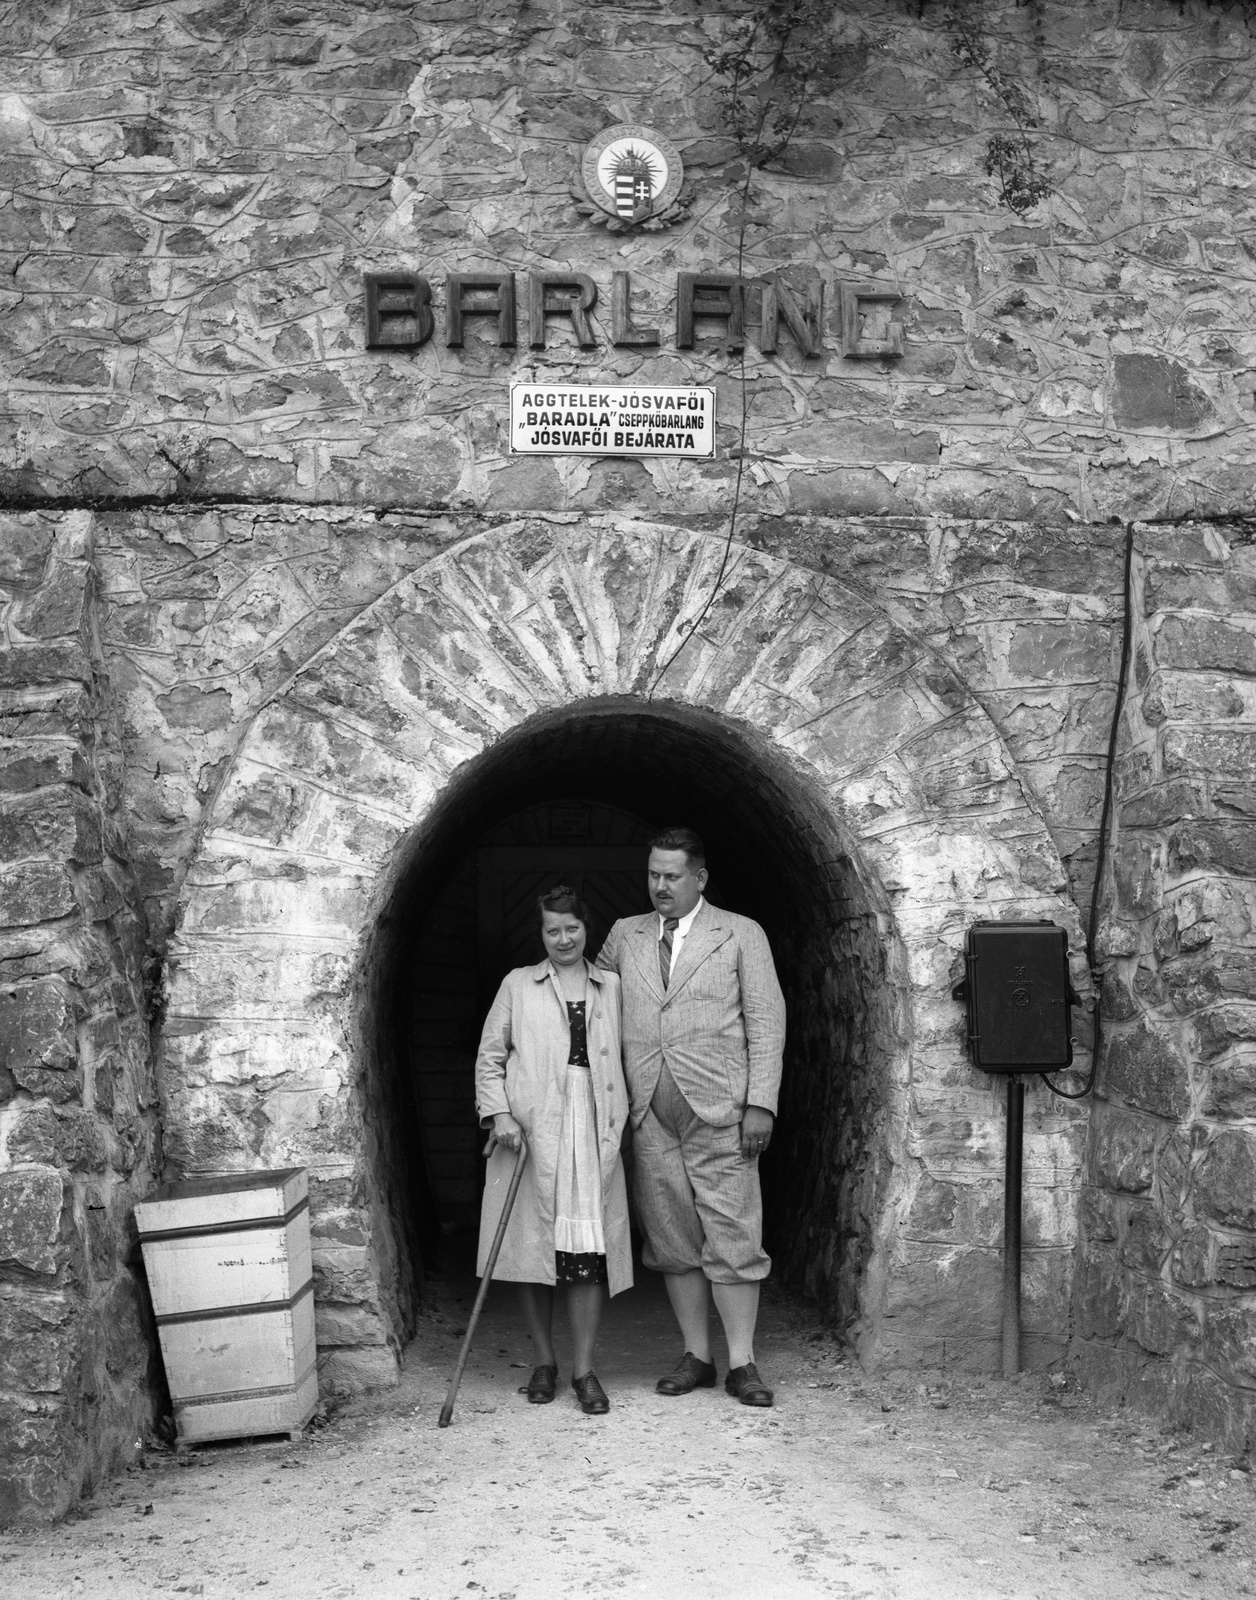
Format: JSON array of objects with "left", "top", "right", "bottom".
[
  {"left": 0, "top": 520, "right": 54, "bottom": 589},
  {"left": 1207, "top": 1304, "right": 1256, "bottom": 1385},
  {"left": 0, "top": 978, "right": 77, "bottom": 1072},
  {"left": 1129, "top": 1277, "right": 1200, "bottom": 1359},
  {"left": 1150, "top": 671, "right": 1248, "bottom": 724},
  {"left": 0, "top": 1170, "right": 66, "bottom": 1274},
  {"left": 884, "top": 1242, "right": 1001, "bottom": 1340},
  {"left": 0, "top": 1291, "right": 76, "bottom": 1391},
  {"left": 1081, "top": 1186, "right": 1119, "bottom": 1244},
  {"left": 0, "top": 1399, "right": 72, "bottom": 1525},
  {"left": 1170, "top": 821, "right": 1256, "bottom": 879},
  {"left": 1215, "top": 783, "right": 1256, "bottom": 819},
  {"left": 1112, "top": 354, "right": 1211, "bottom": 430},
  {"left": 1156, "top": 616, "right": 1256, "bottom": 677},
  {"left": 1147, "top": 559, "right": 1256, "bottom": 615},
  {"left": 1216, "top": 1241, "right": 1256, "bottom": 1289},
  {"left": 7, "top": 1105, "right": 109, "bottom": 1173},
  {"left": 0, "top": 862, "right": 76, "bottom": 928},
  {"left": 1203, "top": 1048, "right": 1256, "bottom": 1118},
  {"left": 317, "top": 1345, "right": 398, "bottom": 1398},
  {"left": 1163, "top": 946, "right": 1256, "bottom": 1015},
  {"left": 1168, "top": 1364, "right": 1256, "bottom": 1459},
  {"left": 314, "top": 1302, "right": 386, "bottom": 1348},
  {"left": 1172, "top": 880, "right": 1256, "bottom": 946},
  {"left": 1195, "top": 1130, "right": 1256, "bottom": 1232},
  {"left": 1196, "top": 1005, "right": 1256, "bottom": 1060},
  {"left": 1091, "top": 1103, "right": 1156, "bottom": 1193},
  {"left": 1163, "top": 728, "right": 1256, "bottom": 780},
  {"left": 1007, "top": 619, "right": 1115, "bottom": 684},
  {"left": 0, "top": 744, "right": 87, "bottom": 795},
  {"left": 1120, "top": 1203, "right": 1173, "bottom": 1274},
  {"left": 12, "top": 1066, "right": 81, "bottom": 1104},
  {"left": 1075, "top": 1246, "right": 1125, "bottom": 1341},
  {"left": 0, "top": 792, "right": 101, "bottom": 865},
  {"left": 1102, "top": 1020, "right": 1189, "bottom": 1120},
  {"left": 1119, "top": 779, "right": 1207, "bottom": 829},
  {"left": 1171, "top": 1228, "right": 1212, "bottom": 1288},
  {"left": 0, "top": 643, "right": 92, "bottom": 689},
  {"left": 13, "top": 563, "right": 88, "bottom": 641},
  {"left": 1112, "top": 836, "right": 1161, "bottom": 918}
]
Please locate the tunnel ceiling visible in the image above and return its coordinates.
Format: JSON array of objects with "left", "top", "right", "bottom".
[{"left": 383, "top": 698, "right": 858, "bottom": 939}]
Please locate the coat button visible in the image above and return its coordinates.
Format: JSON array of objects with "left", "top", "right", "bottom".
[
  {"left": 606, "top": 1080, "right": 614, "bottom": 1090},
  {"left": 600, "top": 1048, "right": 608, "bottom": 1056}
]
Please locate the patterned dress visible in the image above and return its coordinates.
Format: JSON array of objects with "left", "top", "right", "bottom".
[{"left": 553, "top": 1000, "right": 609, "bottom": 1286}]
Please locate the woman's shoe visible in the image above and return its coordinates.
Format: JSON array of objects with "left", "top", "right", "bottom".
[
  {"left": 524, "top": 1364, "right": 557, "bottom": 1403},
  {"left": 571, "top": 1371, "right": 609, "bottom": 1414}
]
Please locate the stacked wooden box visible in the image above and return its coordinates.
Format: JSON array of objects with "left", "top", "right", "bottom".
[{"left": 135, "top": 1168, "right": 318, "bottom": 1447}]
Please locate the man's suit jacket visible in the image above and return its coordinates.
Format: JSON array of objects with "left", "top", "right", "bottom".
[{"left": 597, "top": 900, "right": 786, "bottom": 1129}]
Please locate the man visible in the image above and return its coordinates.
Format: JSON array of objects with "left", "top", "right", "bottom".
[{"left": 597, "top": 826, "right": 786, "bottom": 1406}]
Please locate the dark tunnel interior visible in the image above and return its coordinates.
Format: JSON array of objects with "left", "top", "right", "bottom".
[{"left": 358, "top": 698, "right": 902, "bottom": 1344}]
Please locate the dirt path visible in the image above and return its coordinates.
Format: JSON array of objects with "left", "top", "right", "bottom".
[{"left": 3, "top": 1273, "right": 1254, "bottom": 1599}]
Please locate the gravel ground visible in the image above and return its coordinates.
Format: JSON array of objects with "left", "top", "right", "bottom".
[{"left": 3, "top": 1270, "right": 1254, "bottom": 1599}]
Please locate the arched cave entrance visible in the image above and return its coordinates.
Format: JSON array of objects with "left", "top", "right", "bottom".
[{"left": 358, "top": 696, "right": 906, "bottom": 1344}]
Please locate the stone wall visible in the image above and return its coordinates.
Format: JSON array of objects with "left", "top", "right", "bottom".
[
  {"left": 0, "top": 0, "right": 1252, "bottom": 523},
  {"left": 4, "top": 498, "right": 1126, "bottom": 1479},
  {"left": 2, "top": 0, "right": 1256, "bottom": 1517},
  {"left": 138, "top": 512, "right": 1091, "bottom": 1380},
  {"left": 1075, "top": 519, "right": 1256, "bottom": 1450},
  {"left": 0, "top": 512, "right": 160, "bottom": 1522}
]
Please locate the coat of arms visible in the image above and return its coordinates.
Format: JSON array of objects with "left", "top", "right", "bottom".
[
  {"left": 576, "top": 125, "right": 687, "bottom": 233},
  {"left": 611, "top": 144, "right": 659, "bottom": 221}
]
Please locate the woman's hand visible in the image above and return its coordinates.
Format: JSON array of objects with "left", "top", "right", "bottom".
[{"left": 484, "top": 1112, "right": 524, "bottom": 1156}]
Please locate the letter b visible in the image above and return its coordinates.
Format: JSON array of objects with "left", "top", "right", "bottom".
[{"left": 364, "top": 273, "right": 434, "bottom": 348}]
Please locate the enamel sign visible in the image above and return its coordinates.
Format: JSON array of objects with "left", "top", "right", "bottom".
[{"left": 509, "top": 384, "right": 716, "bottom": 456}]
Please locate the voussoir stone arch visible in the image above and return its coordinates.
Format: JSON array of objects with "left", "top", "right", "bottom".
[{"left": 160, "top": 519, "right": 1083, "bottom": 1383}]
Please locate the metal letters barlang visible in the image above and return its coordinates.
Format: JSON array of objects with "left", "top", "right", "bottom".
[{"left": 363, "top": 271, "right": 903, "bottom": 360}]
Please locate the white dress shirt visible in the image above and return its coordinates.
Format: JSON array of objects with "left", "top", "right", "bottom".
[{"left": 657, "top": 896, "right": 704, "bottom": 981}]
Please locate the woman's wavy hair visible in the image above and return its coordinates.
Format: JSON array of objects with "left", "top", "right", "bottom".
[{"left": 536, "top": 884, "right": 592, "bottom": 932}]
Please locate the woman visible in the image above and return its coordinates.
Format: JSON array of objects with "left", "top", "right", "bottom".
[{"left": 474, "top": 885, "right": 632, "bottom": 1414}]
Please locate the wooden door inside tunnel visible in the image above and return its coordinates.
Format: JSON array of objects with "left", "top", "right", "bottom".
[{"left": 370, "top": 700, "right": 903, "bottom": 1341}]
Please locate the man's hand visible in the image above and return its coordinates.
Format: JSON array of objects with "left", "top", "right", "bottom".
[
  {"left": 484, "top": 1112, "right": 524, "bottom": 1156},
  {"left": 740, "top": 1105, "right": 774, "bottom": 1160}
]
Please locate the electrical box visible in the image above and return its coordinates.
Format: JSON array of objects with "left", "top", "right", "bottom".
[{"left": 958, "top": 921, "right": 1073, "bottom": 1073}]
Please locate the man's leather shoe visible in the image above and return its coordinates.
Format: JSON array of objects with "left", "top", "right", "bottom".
[
  {"left": 523, "top": 1364, "right": 557, "bottom": 1403},
  {"left": 725, "top": 1362, "right": 774, "bottom": 1406},
  {"left": 571, "top": 1371, "right": 609, "bottom": 1414},
  {"left": 656, "top": 1352, "right": 717, "bottom": 1395}
]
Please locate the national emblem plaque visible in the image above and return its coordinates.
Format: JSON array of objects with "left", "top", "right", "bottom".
[{"left": 580, "top": 125, "right": 684, "bottom": 226}]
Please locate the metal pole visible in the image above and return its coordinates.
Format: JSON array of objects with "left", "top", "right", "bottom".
[
  {"left": 1002, "top": 1075, "right": 1024, "bottom": 1378},
  {"left": 438, "top": 1138, "right": 528, "bottom": 1428}
]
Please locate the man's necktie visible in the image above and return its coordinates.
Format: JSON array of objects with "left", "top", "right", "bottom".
[{"left": 659, "top": 918, "right": 679, "bottom": 989}]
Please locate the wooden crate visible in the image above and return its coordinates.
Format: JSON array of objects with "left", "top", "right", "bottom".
[{"left": 135, "top": 1168, "right": 318, "bottom": 1447}]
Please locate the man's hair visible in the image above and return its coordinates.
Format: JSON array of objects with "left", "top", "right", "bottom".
[
  {"left": 536, "top": 884, "right": 592, "bottom": 929},
  {"left": 649, "top": 827, "right": 705, "bottom": 868}
]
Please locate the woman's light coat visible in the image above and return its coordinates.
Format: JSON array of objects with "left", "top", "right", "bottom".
[{"left": 474, "top": 958, "right": 633, "bottom": 1296}]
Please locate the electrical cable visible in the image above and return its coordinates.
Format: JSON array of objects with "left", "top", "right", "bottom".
[
  {"left": 1039, "top": 519, "right": 1136, "bottom": 1100},
  {"left": 647, "top": 136, "right": 758, "bottom": 698}
]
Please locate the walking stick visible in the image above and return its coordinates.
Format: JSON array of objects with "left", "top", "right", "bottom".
[{"left": 438, "top": 1136, "right": 528, "bottom": 1428}]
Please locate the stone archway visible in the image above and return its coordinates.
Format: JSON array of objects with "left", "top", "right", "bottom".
[{"left": 159, "top": 520, "right": 1083, "bottom": 1392}]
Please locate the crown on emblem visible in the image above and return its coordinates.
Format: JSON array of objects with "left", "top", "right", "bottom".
[{"left": 609, "top": 144, "right": 661, "bottom": 220}]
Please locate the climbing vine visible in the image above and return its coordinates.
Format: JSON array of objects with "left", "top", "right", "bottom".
[
  {"left": 706, "top": 0, "right": 1050, "bottom": 211},
  {"left": 656, "top": 0, "right": 1048, "bottom": 692},
  {"left": 705, "top": 0, "right": 848, "bottom": 170},
  {"left": 945, "top": 1, "right": 1051, "bottom": 213}
]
